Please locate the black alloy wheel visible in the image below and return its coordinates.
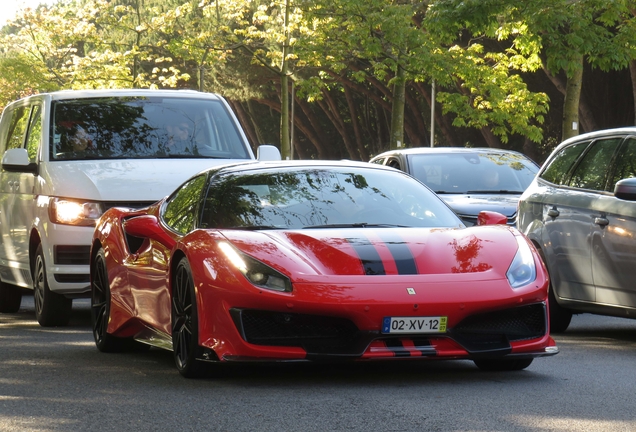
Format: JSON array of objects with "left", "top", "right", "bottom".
[
  {"left": 33, "top": 244, "right": 72, "bottom": 327},
  {"left": 91, "top": 248, "right": 127, "bottom": 352},
  {"left": 172, "top": 257, "right": 205, "bottom": 378}
]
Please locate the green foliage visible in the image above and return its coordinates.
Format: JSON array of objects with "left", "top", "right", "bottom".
[{"left": 0, "top": 0, "right": 634, "bottom": 154}]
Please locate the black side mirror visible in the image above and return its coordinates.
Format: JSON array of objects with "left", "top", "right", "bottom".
[{"left": 614, "top": 177, "right": 636, "bottom": 201}]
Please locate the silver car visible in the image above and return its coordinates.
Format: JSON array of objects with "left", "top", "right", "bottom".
[
  {"left": 518, "top": 127, "right": 636, "bottom": 332},
  {"left": 370, "top": 147, "right": 539, "bottom": 226}
]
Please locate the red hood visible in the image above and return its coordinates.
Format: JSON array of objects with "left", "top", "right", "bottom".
[{"left": 220, "top": 226, "right": 520, "bottom": 279}]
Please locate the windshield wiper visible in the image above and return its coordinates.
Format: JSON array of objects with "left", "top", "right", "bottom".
[
  {"left": 303, "top": 223, "right": 410, "bottom": 229},
  {"left": 464, "top": 190, "right": 524, "bottom": 194}
]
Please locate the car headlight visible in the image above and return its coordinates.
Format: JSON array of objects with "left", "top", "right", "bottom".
[
  {"left": 218, "top": 241, "right": 292, "bottom": 292},
  {"left": 49, "top": 198, "right": 103, "bottom": 226},
  {"left": 506, "top": 235, "right": 537, "bottom": 288}
]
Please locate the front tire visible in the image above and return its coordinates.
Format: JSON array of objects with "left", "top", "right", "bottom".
[
  {"left": 474, "top": 358, "right": 533, "bottom": 371},
  {"left": 537, "top": 248, "right": 572, "bottom": 333},
  {"left": 33, "top": 244, "right": 72, "bottom": 327},
  {"left": 172, "top": 258, "right": 205, "bottom": 378},
  {"left": 0, "top": 282, "right": 22, "bottom": 313},
  {"left": 548, "top": 283, "right": 572, "bottom": 333},
  {"left": 91, "top": 248, "right": 129, "bottom": 352}
]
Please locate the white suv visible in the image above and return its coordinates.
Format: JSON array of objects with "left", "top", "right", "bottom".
[{"left": 0, "top": 89, "right": 280, "bottom": 326}]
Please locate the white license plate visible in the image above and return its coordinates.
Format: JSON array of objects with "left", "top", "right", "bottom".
[{"left": 382, "top": 316, "right": 447, "bottom": 334}]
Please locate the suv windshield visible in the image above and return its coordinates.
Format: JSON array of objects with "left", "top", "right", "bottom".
[
  {"left": 200, "top": 167, "right": 463, "bottom": 230},
  {"left": 50, "top": 96, "right": 250, "bottom": 161}
]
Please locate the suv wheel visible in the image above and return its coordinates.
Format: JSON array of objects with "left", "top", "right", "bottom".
[
  {"left": 537, "top": 248, "right": 572, "bottom": 333},
  {"left": 548, "top": 285, "right": 572, "bottom": 333},
  {"left": 33, "top": 244, "right": 72, "bottom": 327},
  {"left": 0, "top": 282, "right": 22, "bottom": 313}
]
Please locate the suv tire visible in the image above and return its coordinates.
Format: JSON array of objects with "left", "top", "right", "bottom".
[{"left": 33, "top": 244, "right": 72, "bottom": 327}]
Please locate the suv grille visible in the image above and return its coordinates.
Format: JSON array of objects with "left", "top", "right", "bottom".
[{"left": 54, "top": 245, "right": 91, "bottom": 265}]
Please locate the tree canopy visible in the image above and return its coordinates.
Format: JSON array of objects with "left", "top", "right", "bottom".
[{"left": 1, "top": 0, "right": 634, "bottom": 163}]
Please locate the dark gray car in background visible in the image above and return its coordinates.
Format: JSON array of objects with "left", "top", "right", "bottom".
[
  {"left": 517, "top": 127, "right": 636, "bottom": 332},
  {"left": 370, "top": 147, "right": 539, "bottom": 226}
]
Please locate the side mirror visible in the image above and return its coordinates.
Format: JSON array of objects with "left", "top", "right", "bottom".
[
  {"left": 123, "top": 215, "right": 176, "bottom": 249},
  {"left": 614, "top": 177, "right": 636, "bottom": 201},
  {"left": 257, "top": 145, "right": 281, "bottom": 161},
  {"left": 477, "top": 210, "right": 508, "bottom": 226},
  {"left": 2, "top": 148, "right": 37, "bottom": 173}
]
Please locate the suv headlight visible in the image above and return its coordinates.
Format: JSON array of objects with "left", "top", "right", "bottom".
[
  {"left": 506, "top": 235, "right": 537, "bottom": 288},
  {"left": 49, "top": 198, "right": 103, "bottom": 226},
  {"left": 219, "top": 241, "right": 292, "bottom": 292}
]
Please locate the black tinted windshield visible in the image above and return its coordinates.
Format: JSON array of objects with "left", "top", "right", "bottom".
[
  {"left": 408, "top": 152, "right": 538, "bottom": 194},
  {"left": 50, "top": 96, "right": 250, "bottom": 161},
  {"left": 200, "top": 167, "right": 462, "bottom": 229}
]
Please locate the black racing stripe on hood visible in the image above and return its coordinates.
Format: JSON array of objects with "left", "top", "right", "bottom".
[
  {"left": 347, "top": 237, "right": 385, "bottom": 275},
  {"left": 375, "top": 232, "right": 418, "bottom": 275}
]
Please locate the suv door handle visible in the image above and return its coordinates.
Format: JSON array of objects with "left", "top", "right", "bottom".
[
  {"left": 547, "top": 207, "right": 559, "bottom": 218},
  {"left": 594, "top": 217, "right": 609, "bottom": 226}
]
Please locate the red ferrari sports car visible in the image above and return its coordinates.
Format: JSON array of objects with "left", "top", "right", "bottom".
[{"left": 90, "top": 160, "right": 558, "bottom": 377}]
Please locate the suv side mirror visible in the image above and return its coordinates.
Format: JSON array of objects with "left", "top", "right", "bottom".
[
  {"left": 256, "top": 145, "right": 281, "bottom": 161},
  {"left": 614, "top": 177, "right": 636, "bottom": 201},
  {"left": 2, "top": 148, "right": 37, "bottom": 173}
]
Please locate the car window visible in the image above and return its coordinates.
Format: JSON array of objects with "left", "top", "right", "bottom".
[
  {"left": 540, "top": 142, "right": 589, "bottom": 185},
  {"left": 50, "top": 97, "right": 250, "bottom": 161},
  {"left": 4, "top": 106, "right": 31, "bottom": 152},
  {"left": 386, "top": 158, "right": 401, "bottom": 169},
  {"left": 408, "top": 152, "right": 538, "bottom": 193},
  {"left": 200, "top": 167, "right": 462, "bottom": 229},
  {"left": 25, "top": 105, "right": 42, "bottom": 163},
  {"left": 610, "top": 138, "right": 636, "bottom": 190},
  {"left": 162, "top": 174, "right": 207, "bottom": 234},
  {"left": 568, "top": 138, "right": 621, "bottom": 191}
]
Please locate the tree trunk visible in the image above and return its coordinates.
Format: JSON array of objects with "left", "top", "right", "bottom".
[
  {"left": 413, "top": 82, "right": 460, "bottom": 147},
  {"left": 631, "top": 60, "right": 636, "bottom": 125},
  {"left": 344, "top": 86, "right": 369, "bottom": 161},
  {"left": 562, "top": 55, "right": 584, "bottom": 141},
  {"left": 390, "top": 65, "right": 406, "bottom": 150},
  {"left": 279, "top": 74, "right": 290, "bottom": 159},
  {"left": 404, "top": 86, "right": 428, "bottom": 147},
  {"left": 480, "top": 126, "right": 501, "bottom": 148},
  {"left": 255, "top": 97, "right": 329, "bottom": 159},
  {"left": 246, "top": 100, "right": 266, "bottom": 144},
  {"left": 228, "top": 100, "right": 259, "bottom": 149},
  {"left": 324, "top": 69, "right": 392, "bottom": 112},
  {"left": 522, "top": 137, "right": 541, "bottom": 164},
  {"left": 319, "top": 89, "right": 359, "bottom": 160},
  {"left": 295, "top": 96, "right": 333, "bottom": 159},
  {"left": 542, "top": 60, "right": 596, "bottom": 136},
  {"left": 279, "top": 0, "right": 291, "bottom": 159}
]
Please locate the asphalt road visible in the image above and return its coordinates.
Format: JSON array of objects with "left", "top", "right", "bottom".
[{"left": 1, "top": 295, "right": 635, "bottom": 431}]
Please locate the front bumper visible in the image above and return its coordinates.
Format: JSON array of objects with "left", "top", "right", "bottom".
[{"left": 223, "top": 303, "right": 556, "bottom": 362}]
